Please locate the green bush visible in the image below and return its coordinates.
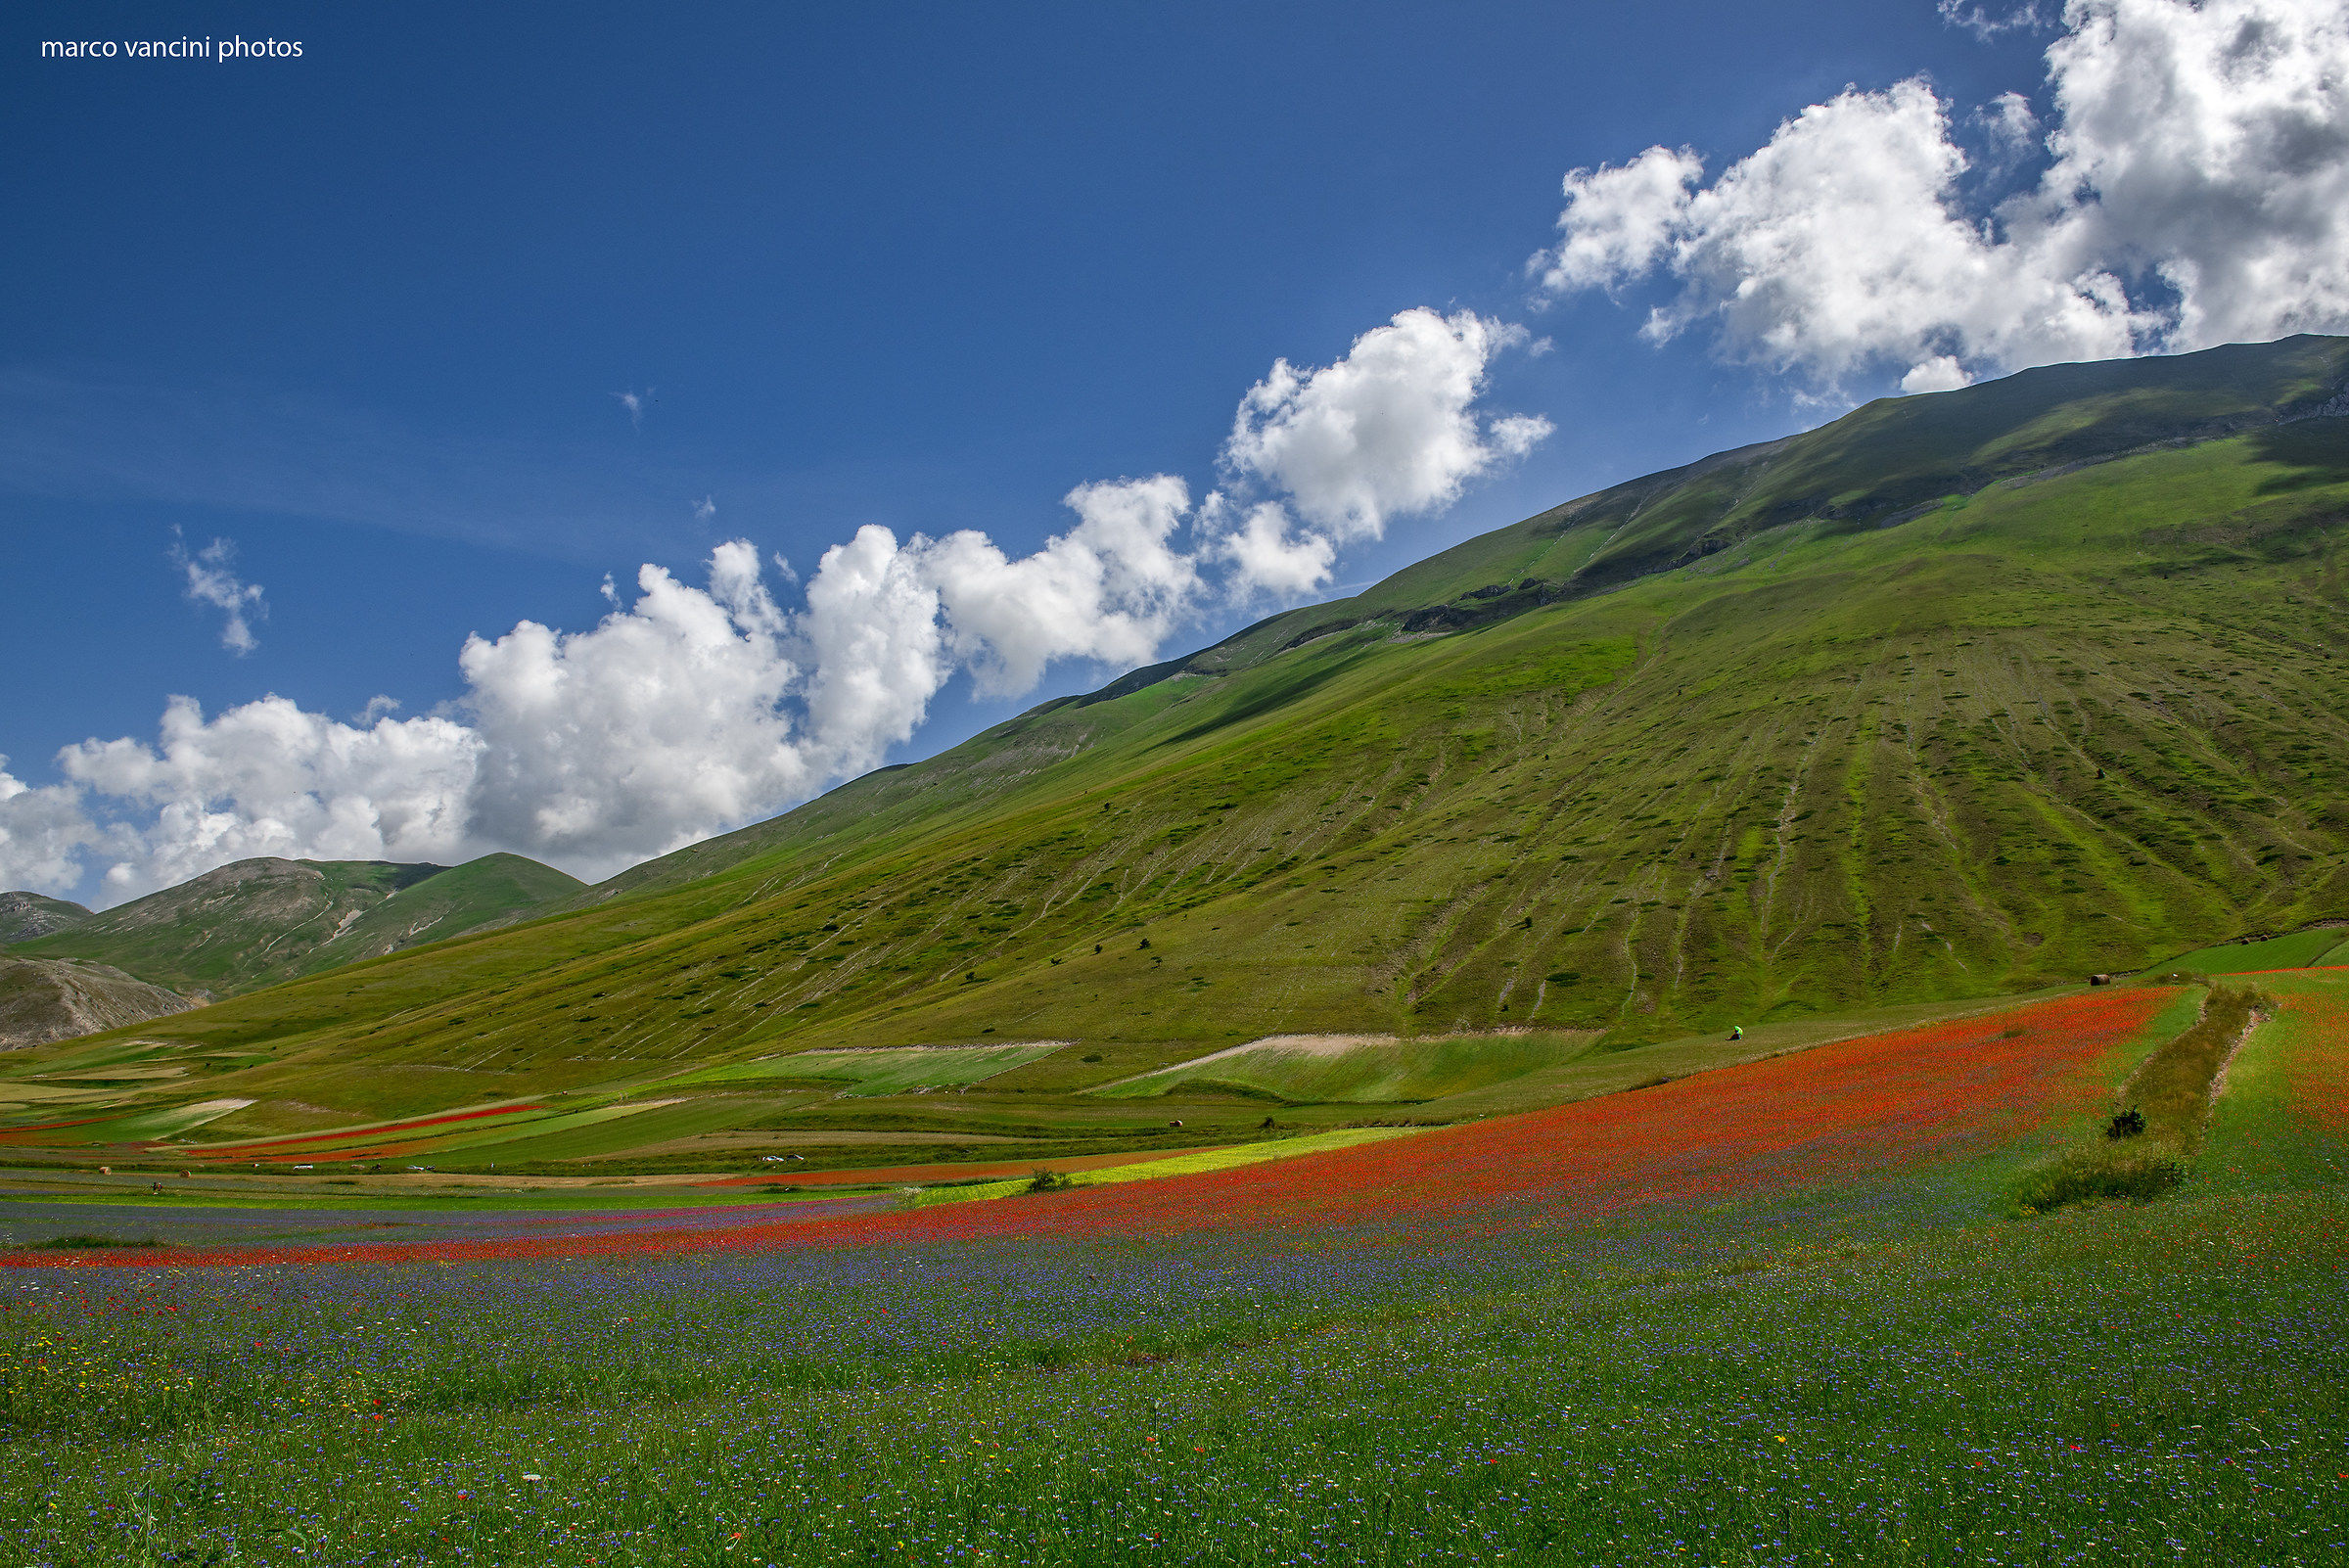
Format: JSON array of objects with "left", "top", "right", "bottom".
[{"left": 2013, "top": 1149, "right": 2185, "bottom": 1214}]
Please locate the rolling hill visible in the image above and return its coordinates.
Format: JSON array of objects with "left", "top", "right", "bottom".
[
  {"left": 0, "top": 893, "right": 92, "bottom": 945},
  {"left": 9, "top": 853, "right": 584, "bottom": 998},
  {"left": 4, "top": 334, "right": 2346, "bottom": 1151}
]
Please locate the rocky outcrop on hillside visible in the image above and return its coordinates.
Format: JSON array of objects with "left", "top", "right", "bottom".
[
  {"left": 0, "top": 892, "right": 94, "bottom": 945},
  {"left": 0, "top": 956, "right": 195, "bottom": 1049}
]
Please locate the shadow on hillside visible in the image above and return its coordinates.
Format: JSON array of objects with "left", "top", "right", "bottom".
[
  {"left": 2251, "top": 418, "right": 2349, "bottom": 494},
  {"left": 1152, "top": 647, "right": 1365, "bottom": 750}
]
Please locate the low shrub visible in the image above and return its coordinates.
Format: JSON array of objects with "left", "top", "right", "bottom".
[{"left": 2014, "top": 1149, "right": 2186, "bottom": 1213}]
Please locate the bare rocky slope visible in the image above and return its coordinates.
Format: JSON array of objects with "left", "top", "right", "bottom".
[
  {"left": 0, "top": 956, "right": 193, "bottom": 1049},
  {"left": 0, "top": 892, "right": 93, "bottom": 945}
]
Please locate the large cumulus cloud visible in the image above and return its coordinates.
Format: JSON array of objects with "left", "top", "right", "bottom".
[{"left": 1532, "top": 0, "right": 2349, "bottom": 392}]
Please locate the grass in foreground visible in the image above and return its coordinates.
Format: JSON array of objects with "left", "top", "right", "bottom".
[{"left": 2, "top": 1185, "right": 2344, "bottom": 1566}]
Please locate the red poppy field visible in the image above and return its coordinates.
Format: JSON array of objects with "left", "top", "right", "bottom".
[{"left": 4, "top": 986, "right": 2175, "bottom": 1268}]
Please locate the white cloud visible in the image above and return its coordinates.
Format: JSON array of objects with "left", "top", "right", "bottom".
[
  {"left": 612, "top": 388, "right": 652, "bottom": 430},
  {"left": 1528, "top": 146, "right": 1704, "bottom": 295},
  {"left": 59, "top": 698, "right": 482, "bottom": 897},
  {"left": 35, "top": 508, "right": 1215, "bottom": 898},
  {"left": 0, "top": 761, "right": 102, "bottom": 896},
  {"left": 1217, "top": 307, "right": 1550, "bottom": 595},
  {"left": 170, "top": 531, "right": 266, "bottom": 654},
  {"left": 2034, "top": 0, "right": 2349, "bottom": 350},
  {"left": 1536, "top": 0, "right": 2349, "bottom": 392},
  {"left": 795, "top": 526, "right": 947, "bottom": 772},
  {"left": 923, "top": 476, "right": 1202, "bottom": 696},
  {"left": 1901, "top": 355, "right": 1976, "bottom": 393},
  {"left": 1981, "top": 89, "right": 2043, "bottom": 156},
  {"left": 693, "top": 494, "right": 716, "bottom": 523},
  {"left": 1940, "top": 0, "right": 2050, "bottom": 39},
  {"left": 456, "top": 545, "right": 812, "bottom": 876},
  {"left": 1206, "top": 497, "right": 1336, "bottom": 600},
  {"left": 1225, "top": 308, "right": 1548, "bottom": 540}
]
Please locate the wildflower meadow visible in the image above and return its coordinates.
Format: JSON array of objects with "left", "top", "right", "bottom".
[{"left": 6, "top": 977, "right": 2349, "bottom": 1565}]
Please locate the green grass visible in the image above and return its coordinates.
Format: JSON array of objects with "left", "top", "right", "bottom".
[
  {"left": 671, "top": 1042, "right": 1066, "bottom": 1095},
  {"left": 65, "top": 1098, "right": 255, "bottom": 1144},
  {"left": 2161, "top": 927, "right": 2349, "bottom": 973},
  {"left": 0, "top": 1181, "right": 845, "bottom": 1214},
  {"left": 901, "top": 1126, "right": 1415, "bottom": 1207},
  {"left": 5, "top": 1175, "right": 2346, "bottom": 1564},
  {"left": 2013, "top": 982, "right": 2269, "bottom": 1213},
  {"left": 2196, "top": 971, "right": 2349, "bottom": 1196}
]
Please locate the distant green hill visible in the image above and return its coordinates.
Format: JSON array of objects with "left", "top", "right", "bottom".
[
  {"left": 14, "top": 853, "right": 583, "bottom": 997},
  {"left": 0, "top": 892, "right": 92, "bottom": 945},
  {"left": 14, "top": 334, "right": 2349, "bottom": 1133}
]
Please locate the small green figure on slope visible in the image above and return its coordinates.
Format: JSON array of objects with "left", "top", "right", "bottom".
[{"left": 1730, "top": 1025, "right": 1743, "bottom": 1041}]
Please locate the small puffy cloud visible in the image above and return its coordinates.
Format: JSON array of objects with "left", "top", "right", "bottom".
[
  {"left": 612, "top": 388, "right": 652, "bottom": 430},
  {"left": 1225, "top": 308, "right": 1548, "bottom": 543},
  {"left": 1980, "top": 90, "right": 2042, "bottom": 156},
  {"left": 0, "top": 761, "right": 102, "bottom": 896},
  {"left": 1939, "top": 0, "right": 2050, "bottom": 39},
  {"left": 1206, "top": 497, "right": 1337, "bottom": 600},
  {"left": 1488, "top": 412, "right": 1556, "bottom": 458},
  {"left": 1537, "top": 0, "right": 2349, "bottom": 393},
  {"left": 1529, "top": 146, "right": 1704, "bottom": 296},
  {"left": 170, "top": 531, "right": 266, "bottom": 654},
  {"left": 1901, "top": 355, "right": 1975, "bottom": 393},
  {"left": 922, "top": 475, "right": 1201, "bottom": 695},
  {"left": 1215, "top": 307, "right": 1551, "bottom": 600},
  {"left": 693, "top": 494, "right": 717, "bottom": 523}
]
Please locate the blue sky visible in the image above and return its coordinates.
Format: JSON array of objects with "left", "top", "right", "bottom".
[{"left": 7, "top": 0, "right": 2344, "bottom": 902}]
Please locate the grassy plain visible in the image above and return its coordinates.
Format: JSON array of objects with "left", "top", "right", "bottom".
[{"left": 6, "top": 970, "right": 2348, "bottom": 1565}]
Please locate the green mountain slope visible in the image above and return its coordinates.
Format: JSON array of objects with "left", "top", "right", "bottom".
[
  {"left": 14, "top": 853, "right": 584, "bottom": 997},
  {"left": 14, "top": 335, "right": 2349, "bottom": 1132},
  {"left": 0, "top": 893, "right": 93, "bottom": 945}
]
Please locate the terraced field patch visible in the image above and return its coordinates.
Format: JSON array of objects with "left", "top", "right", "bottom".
[
  {"left": 673, "top": 1042, "right": 1066, "bottom": 1096},
  {"left": 1089, "top": 1030, "right": 1594, "bottom": 1103},
  {"left": 2162, "top": 928, "right": 2349, "bottom": 974}
]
